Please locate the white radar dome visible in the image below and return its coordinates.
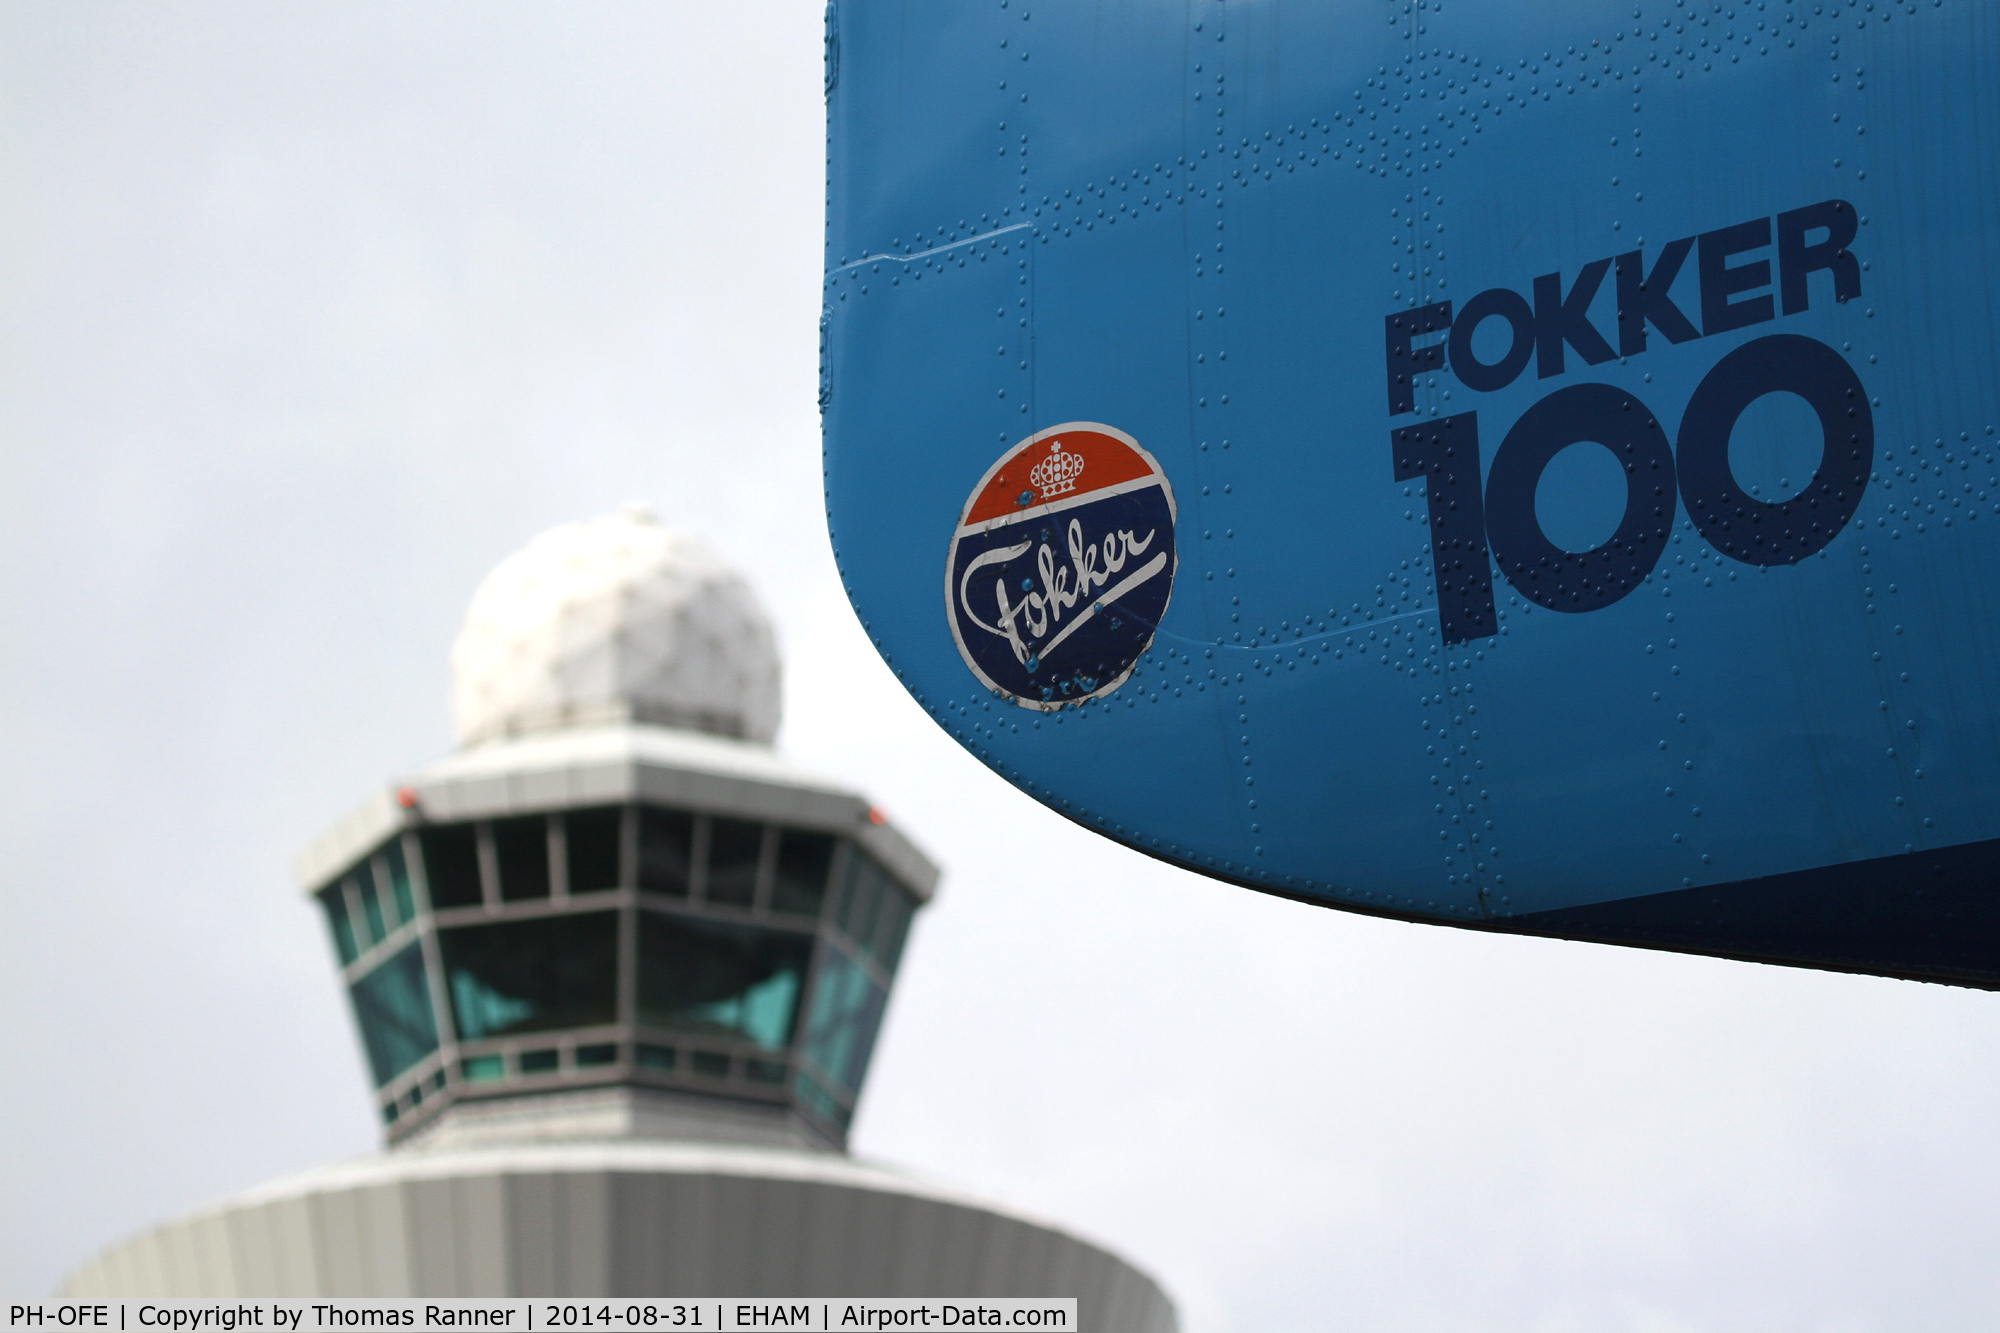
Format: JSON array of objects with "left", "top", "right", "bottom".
[{"left": 451, "top": 506, "right": 782, "bottom": 746}]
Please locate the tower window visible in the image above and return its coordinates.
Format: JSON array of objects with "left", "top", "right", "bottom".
[
  {"left": 320, "top": 884, "right": 359, "bottom": 965},
  {"left": 349, "top": 943, "right": 440, "bottom": 1086},
  {"left": 575, "top": 1042, "right": 619, "bottom": 1067},
  {"left": 565, "top": 807, "right": 624, "bottom": 894},
  {"left": 705, "top": 818, "right": 764, "bottom": 906},
  {"left": 870, "top": 887, "right": 915, "bottom": 974},
  {"left": 639, "top": 807, "right": 695, "bottom": 897},
  {"left": 383, "top": 839, "right": 416, "bottom": 921},
  {"left": 794, "top": 1069, "right": 850, "bottom": 1131},
  {"left": 353, "top": 865, "right": 389, "bottom": 943},
  {"left": 835, "top": 850, "right": 916, "bottom": 971},
  {"left": 419, "top": 824, "right": 483, "bottom": 909},
  {"left": 439, "top": 912, "right": 618, "bottom": 1039},
  {"left": 772, "top": 830, "right": 836, "bottom": 917},
  {"left": 493, "top": 816, "right": 552, "bottom": 901},
  {"left": 801, "top": 942, "right": 887, "bottom": 1096},
  {"left": 460, "top": 1055, "right": 504, "bottom": 1082},
  {"left": 637, "top": 913, "right": 810, "bottom": 1050},
  {"left": 834, "top": 852, "right": 882, "bottom": 948}
]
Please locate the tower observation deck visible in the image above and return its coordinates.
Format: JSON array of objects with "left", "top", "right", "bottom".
[{"left": 303, "top": 506, "right": 928, "bottom": 1149}]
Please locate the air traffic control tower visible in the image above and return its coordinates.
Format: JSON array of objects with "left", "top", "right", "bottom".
[{"left": 62, "top": 508, "right": 1176, "bottom": 1331}]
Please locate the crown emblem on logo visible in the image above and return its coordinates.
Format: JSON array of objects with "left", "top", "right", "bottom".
[{"left": 1028, "top": 440, "right": 1087, "bottom": 499}]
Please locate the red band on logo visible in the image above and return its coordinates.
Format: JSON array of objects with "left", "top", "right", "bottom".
[{"left": 959, "top": 430, "right": 1159, "bottom": 526}]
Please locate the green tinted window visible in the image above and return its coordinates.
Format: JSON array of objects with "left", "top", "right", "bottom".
[
  {"left": 350, "top": 944, "right": 439, "bottom": 1086},
  {"left": 353, "top": 866, "right": 387, "bottom": 944},
  {"left": 801, "top": 943, "right": 887, "bottom": 1095},
  {"left": 834, "top": 850, "right": 914, "bottom": 970},
  {"left": 837, "top": 851, "right": 888, "bottom": 951},
  {"left": 321, "top": 885, "right": 359, "bottom": 965},
  {"left": 520, "top": 1048, "right": 559, "bottom": 1073},
  {"left": 439, "top": 912, "right": 618, "bottom": 1040},
  {"left": 872, "top": 888, "right": 914, "bottom": 973},
  {"left": 831, "top": 856, "right": 859, "bottom": 934},
  {"left": 461, "top": 1055, "right": 505, "bottom": 1082},
  {"left": 371, "top": 856, "right": 405, "bottom": 931},
  {"left": 419, "top": 824, "right": 483, "bottom": 909},
  {"left": 637, "top": 913, "right": 810, "bottom": 1051},
  {"left": 493, "top": 816, "right": 551, "bottom": 901},
  {"left": 384, "top": 839, "right": 416, "bottom": 921},
  {"left": 576, "top": 1042, "right": 618, "bottom": 1067},
  {"left": 705, "top": 819, "right": 763, "bottom": 906},
  {"left": 636, "top": 1043, "right": 676, "bottom": 1071},
  {"left": 639, "top": 807, "right": 694, "bottom": 897},
  {"left": 794, "top": 1069, "right": 852, "bottom": 1132},
  {"left": 772, "top": 830, "right": 835, "bottom": 917},
  {"left": 566, "top": 807, "right": 623, "bottom": 894}
]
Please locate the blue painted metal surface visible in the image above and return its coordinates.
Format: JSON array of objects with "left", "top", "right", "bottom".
[{"left": 821, "top": 0, "right": 2000, "bottom": 987}]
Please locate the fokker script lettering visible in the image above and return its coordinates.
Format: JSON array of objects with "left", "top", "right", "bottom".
[{"left": 966, "top": 518, "right": 1157, "bottom": 665}]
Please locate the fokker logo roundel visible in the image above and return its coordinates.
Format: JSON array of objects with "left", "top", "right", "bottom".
[{"left": 945, "top": 423, "right": 1178, "bottom": 710}]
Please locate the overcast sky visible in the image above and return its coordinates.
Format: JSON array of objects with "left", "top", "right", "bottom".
[{"left": 4, "top": 5, "right": 1999, "bottom": 1329}]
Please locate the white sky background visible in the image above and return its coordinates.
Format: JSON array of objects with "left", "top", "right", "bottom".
[{"left": 3, "top": 4, "right": 1998, "bottom": 1329}]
